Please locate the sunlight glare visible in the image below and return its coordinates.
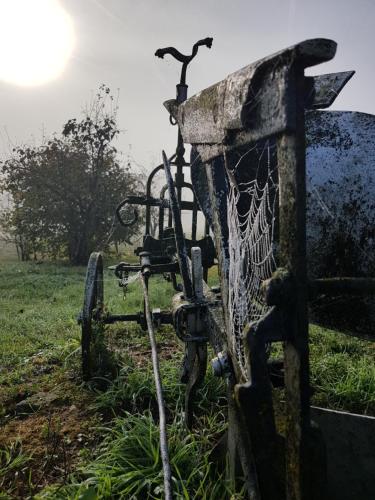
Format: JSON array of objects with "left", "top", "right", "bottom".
[{"left": 0, "top": 0, "right": 75, "bottom": 86}]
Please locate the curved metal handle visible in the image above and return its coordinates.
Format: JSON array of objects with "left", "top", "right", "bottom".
[
  {"left": 116, "top": 199, "right": 139, "bottom": 228},
  {"left": 155, "top": 38, "right": 212, "bottom": 62},
  {"left": 191, "top": 37, "right": 213, "bottom": 58},
  {"left": 155, "top": 37, "right": 213, "bottom": 85}
]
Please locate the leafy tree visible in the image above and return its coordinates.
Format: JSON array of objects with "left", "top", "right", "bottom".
[{"left": 0, "top": 86, "right": 143, "bottom": 264}]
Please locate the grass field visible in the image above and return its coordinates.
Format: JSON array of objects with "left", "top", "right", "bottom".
[{"left": 0, "top": 258, "right": 374, "bottom": 498}]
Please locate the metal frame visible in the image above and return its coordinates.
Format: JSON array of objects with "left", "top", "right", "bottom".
[
  {"left": 79, "top": 38, "right": 375, "bottom": 499},
  {"left": 169, "top": 38, "right": 375, "bottom": 500}
]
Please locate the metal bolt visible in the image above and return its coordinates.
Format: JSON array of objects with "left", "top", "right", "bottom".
[
  {"left": 152, "top": 308, "right": 161, "bottom": 328},
  {"left": 211, "top": 351, "right": 231, "bottom": 377}
]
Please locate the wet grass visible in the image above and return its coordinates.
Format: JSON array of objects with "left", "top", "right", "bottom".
[
  {"left": 0, "top": 258, "right": 175, "bottom": 404},
  {"left": 0, "top": 258, "right": 227, "bottom": 498},
  {"left": 0, "top": 258, "right": 374, "bottom": 498},
  {"left": 310, "top": 324, "right": 375, "bottom": 415},
  {"left": 36, "top": 411, "right": 235, "bottom": 500}
]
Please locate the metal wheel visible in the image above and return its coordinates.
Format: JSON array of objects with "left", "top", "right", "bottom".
[{"left": 81, "top": 252, "right": 104, "bottom": 381}]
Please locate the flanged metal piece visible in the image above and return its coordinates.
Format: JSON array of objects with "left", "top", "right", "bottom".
[{"left": 211, "top": 351, "right": 231, "bottom": 377}]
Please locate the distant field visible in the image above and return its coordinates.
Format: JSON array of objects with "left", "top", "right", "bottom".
[
  {"left": 0, "top": 258, "right": 176, "bottom": 387},
  {"left": 0, "top": 239, "right": 17, "bottom": 261},
  {"left": 0, "top": 259, "right": 374, "bottom": 497},
  {"left": 0, "top": 258, "right": 182, "bottom": 497}
]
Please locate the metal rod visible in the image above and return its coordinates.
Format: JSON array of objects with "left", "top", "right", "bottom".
[
  {"left": 140, "top": 272, "right": 172, "bottom": 500},
  {"left": 192, "top": 197, "right": 198, "bottom": 241},
  {"left": 115, "top": 261, "right": 180, "bottom": 275},
  {"left": 204, "top": 218, "right": 210, "bottom": 237},
  {"left": 103, "top": 313, "right": 140, "bottom": 324},
  {"left": 158, "top": 184, "right": 169, "bottom": 239},
  {"left": 162, "top": 150, "right": 194, "bottom": 300},
  {"left": 145, "top": 155, "right": 176, "bottom": 234},
  {"left": 191, "top": 247, "right": 203, "bottom": 300},
  {"left": 119, "top": 194, "right": 199, "bottom": 212}
]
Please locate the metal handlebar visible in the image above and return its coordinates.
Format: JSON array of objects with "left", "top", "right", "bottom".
[{"left": 155, "top": 37, "right": 213, "bottom": 86}]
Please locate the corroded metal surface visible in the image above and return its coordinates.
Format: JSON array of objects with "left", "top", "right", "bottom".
[
  {"left": 172, "top": 38, "right": 359, "bottom": 500},
  {"left": 81, "top": 37, "right": 375, "bottom": 500},
  {"left": 311, "top": 407, "right": 375, "bottom": 500},
  {"left": 165, "top": 39, "right": 338, "bottom": 162},
  {"left": 306, "top": 110, "right": 375, "bottom": 336},
  {"left": 306, "top": 110, "right": 375, "bottom": 277},
  {"left": 162, "top": 151, "right": 194, "bottom": 300},
  {"left": 190, "top": 108, "right": 375, "bottom": 338},
  {"left": 80, "top": 252, "right": 104, "bottom": 381},
  {"left": 305, "top": 71, "right": 354, "bottom": 109}
]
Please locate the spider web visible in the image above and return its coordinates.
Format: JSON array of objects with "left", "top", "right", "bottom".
[{"left": 226, "top": 141, "right": 278, "bottom": 379}]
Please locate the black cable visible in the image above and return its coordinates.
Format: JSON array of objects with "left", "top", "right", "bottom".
[{"left": 140, "top": 273, "right": 172, "bottom": 500}]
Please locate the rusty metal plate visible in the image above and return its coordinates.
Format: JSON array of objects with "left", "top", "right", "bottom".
[
  {"left": 165, "top": 39, "right": 340, "bottom": 163},
  {"left": 311, "top": 406, "right": 375, "bottom": 500}
]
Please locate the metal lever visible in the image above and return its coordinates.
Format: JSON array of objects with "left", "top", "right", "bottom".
[{"left": 155, "top": 37, "right": 213, "bottom": 84}]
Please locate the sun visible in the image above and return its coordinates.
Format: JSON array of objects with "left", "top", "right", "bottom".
[{"left": 0, "top": 0, "right": 75, "bottom": 87}]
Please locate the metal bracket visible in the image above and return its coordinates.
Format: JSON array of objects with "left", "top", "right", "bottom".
[
  {"left": 173, "top": 301, "right": 208, "bottom": 342},
  {"left": 212, "top": 351, "right": 231, "bottom": 377}
]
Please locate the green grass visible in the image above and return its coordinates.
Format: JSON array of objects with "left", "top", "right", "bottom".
[
  {"left": 0, "top": 441, "right": 33, "bottom": 493},
  {"left": 1, "top": 258, "right": 374, "bottom": 498},
  {"left": 36, "top": 410, "right": 235, "bottom": 500},
  {"left": 0, "top": 259, "right": 176, "bottom": 398},
  {"left": 310, "top": 324, "right": 375, "bottom": 415},
  {"left": 0, "top": 261, "right": 87, "bottom": 415},
  {"left": 0, "top": 262, "right": 85, "bottom": 368},
  {"left": 0, "top": 258, "right": 230, "bottom": 498}
]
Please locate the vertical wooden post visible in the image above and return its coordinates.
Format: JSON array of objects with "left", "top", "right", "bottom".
[{"left": 277, "top": 65, "right": 310, "bottom": 500}]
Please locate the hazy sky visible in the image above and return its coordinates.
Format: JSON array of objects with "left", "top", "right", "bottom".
[{"left": 0, "top": 0, "right": 374, "bottom": 169}]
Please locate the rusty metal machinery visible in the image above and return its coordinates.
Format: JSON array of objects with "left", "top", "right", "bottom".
[
  {"left": 78, "top": 42, "right": 219, "bottom": 495},
  {"left": 78, "top": 39, "right": 218, "bottom": 423},
  {"left": 79, "top": 38, "right": 375, "bottom": 500}
]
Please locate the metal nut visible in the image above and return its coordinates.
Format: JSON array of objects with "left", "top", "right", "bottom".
[{"left": 211, "top": 351, "right": 230, "bottom": 377}]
